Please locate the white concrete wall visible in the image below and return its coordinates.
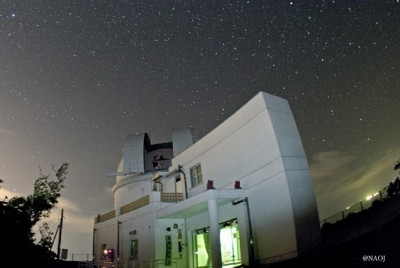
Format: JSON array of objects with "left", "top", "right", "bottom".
[
  {"left": 169, "top": 91, "right": 320, "bottom": 262},
  {"left": 266, "top": 93, "right": 321, "bottom": 255},
  {"left": 161, "top": 175, "right": 179, "bottom": 193},
  {"left": 171, "top": 93, "right": 281, "bottom": 192},
  {"left": 94, "top": 195, "right": 161, "bottom": 265},
  {"left": 93, "top": 218, "right": 118, "bottom": 265},
  {"left": 119, "top": 213, "right": 156, "bottom": 262},
  {"left": 113, "top": 173, "right": 153, "bottom": 209},
  {"left": 248, "top": 171, "right": 297, "bottom": 261},
  {"left": 155, "top": 219, "right": 187, "bottom": 267},
  {"left": 95, "top": 195, "right": 187, "bottom": 266}
]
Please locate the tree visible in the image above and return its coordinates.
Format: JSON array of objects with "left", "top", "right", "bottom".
[
  {"left": 395, "top": 160, "right": 400, "bottom": 171},
  {"left": 388, "top": 160, "right": 400, "bottom": 198},
  {"left": 0, "top": 163, "right": 69, "bottom": 267},
  {"left": 39, "top": 222, "right": 55, "bottom": 252}
]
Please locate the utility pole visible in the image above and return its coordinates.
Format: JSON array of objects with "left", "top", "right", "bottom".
[{"left": 57, "top": 208, "right": 64, "bottom": 259}]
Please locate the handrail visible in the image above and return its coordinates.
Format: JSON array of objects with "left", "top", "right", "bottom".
[{"left": 120, "top": 258, "right": 179, "bottom": 268}]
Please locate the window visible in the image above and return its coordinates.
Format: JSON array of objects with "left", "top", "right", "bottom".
[
  {"left": 101, "top": 244, "right": 107, "bottom": 260},
  {"left": 130, "top": 240, "right": 138, "bottom": 260},
  {"left": 190, "top": 164, "right": 203, "bottom": 187}
]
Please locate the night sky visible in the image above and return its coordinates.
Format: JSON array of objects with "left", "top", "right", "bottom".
[{"left": 1, "top": 0, "right": 399, "bottom": 256}]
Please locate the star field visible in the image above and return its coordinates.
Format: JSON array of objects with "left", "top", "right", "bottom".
[{"left": 0, "top": 0, "right": 400, "bottom": 255}]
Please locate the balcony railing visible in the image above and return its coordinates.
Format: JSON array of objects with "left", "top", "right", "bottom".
[
  {"left": 97, "top": 210, "right": 116, "bottom": 223},
  {"left": 96, "top": 192, "right": 184, "bottom": 223},
  {"left": 161, "top": 192, "right": 183, "bottom": 203},
  {"left": 120, "top": 195, "right": 150, "bottom": 215}
]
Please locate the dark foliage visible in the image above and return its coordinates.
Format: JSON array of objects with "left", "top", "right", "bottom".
[
  {"left": 394, "top": 160, "right": 400, "bottom": 171},
  {"left": 387, "top": 178, "right": 400, "bottom": 198},
  {"left": 0, "top": 163, "right": 69, "bottom": 267}
]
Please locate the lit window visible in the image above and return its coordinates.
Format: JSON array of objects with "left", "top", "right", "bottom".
[
  {"left": 190, "top": 164, "right": 203, "bottom": 187},
  {"left": 130, "top": 240, "right": 138, "bottom": 260}
]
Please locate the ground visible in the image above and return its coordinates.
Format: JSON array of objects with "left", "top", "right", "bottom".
[{"left": 269, "top": 198, "right": 400, "bottom": 268}]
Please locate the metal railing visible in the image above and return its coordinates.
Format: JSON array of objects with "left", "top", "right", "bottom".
[
  {"left": 320, "top": 186, "right": 389, "bottom": 227},
  {"left": 65, "top": 253, "right": 92, "bottom": 262},
  {"left": 121, "top": 258, "right": 178, "bottom": 268},
  {"left": 78, "top": 262, "right": 97, "bottom": 268}
]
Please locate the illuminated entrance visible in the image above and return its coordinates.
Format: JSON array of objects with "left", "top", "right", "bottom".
[{"left": 194, "top": 219, "right": 241, "bottom": 267}]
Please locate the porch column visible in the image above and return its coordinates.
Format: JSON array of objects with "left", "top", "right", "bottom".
[{"left": 208, "top": 198, "right": 222, "bottom": 268}]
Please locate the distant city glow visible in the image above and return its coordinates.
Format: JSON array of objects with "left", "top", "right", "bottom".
[{"left": 344, "top": 190, "right": 382, "bottom": 211}]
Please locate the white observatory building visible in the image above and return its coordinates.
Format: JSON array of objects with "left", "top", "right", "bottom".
[{"left": 93, "top": 91, "right": 321, "bottom": 267}]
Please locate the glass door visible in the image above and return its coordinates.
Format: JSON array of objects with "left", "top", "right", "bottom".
[
  {"left": 220, "top": 221, "right": 241, "bottom": 266},
  {"left": 193, "top": 220, "right": 241, "bottom": 268},
  {"left": 194, "top": 229, "right": 211, "bottom": 267}
]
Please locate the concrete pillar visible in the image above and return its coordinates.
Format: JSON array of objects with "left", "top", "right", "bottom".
[{"left": 208, "top": 199, "right": 222, "bottom": 268}]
